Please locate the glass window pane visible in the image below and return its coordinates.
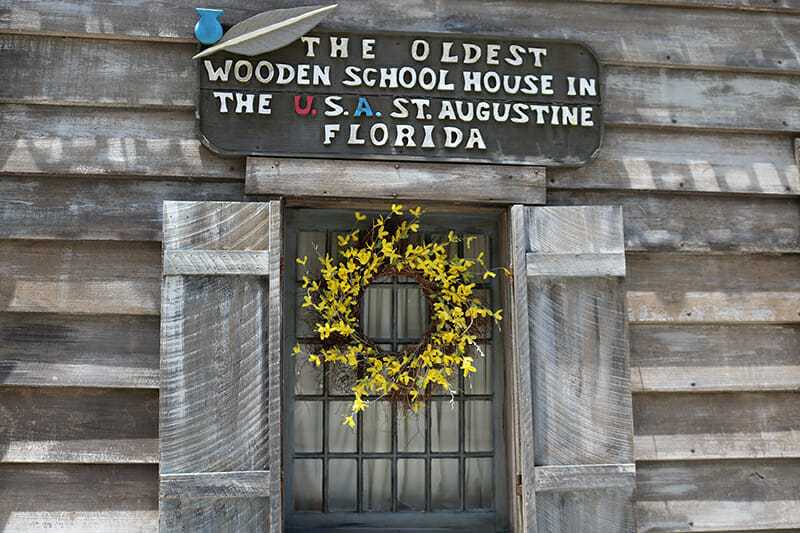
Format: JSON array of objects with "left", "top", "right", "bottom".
[
  {"left": 328, "top": 459, "right": 357, "bottom": 512},
  {"left": 362, "top": 285, "right": 393, "bottom": 339},
  {"left": 295, "top": 291, "right": 316, "bottom": 338},
  {"left": 297, "top": 231, "right": 325, "bottom": 279},
  {"left": 465, "top": 458, "right": 493, "bottom": 509},
  {"left": 396, "top": 284, "right": 427, "bottom": 339},
  {"left": 431, "top": 400, "right": 459, "bottom": 452},
  {"left": 294, "top": 401, "right": 322, "bottom": 453},
  {"left": 465, "top": 401, "right": 493, "bottom": 452},
  {"left": 465, "top": 344, "right": 491, "bottom": 395},
  {"left": 431, "top": 458, "right": 460, "bottom": 510},
  {"left": 398, "top": 408, "right": 425, "bottom": 453},
  {"left": 464, "top": 234, "right": 489, "bottom": 277},
  {"left": 294, "top": 347, "right": 323, "bottom": 395},
  {"left": 397, "top": 458, "right": 425, "bottom": 511},
  {"left": 294, "top": 459, "right": 322, "bottom": 511},
  {"left": 329, "top": 401, "right": 356, "bottom": 453},
  {"left": 363, "top": 459, "right": 392, "bottom": 511},
  {"left": 363, "top": 401, "right": 392, "bottom": 453},
  {"left": 327, "top": 364, "right": 356, "bottom": 396}
]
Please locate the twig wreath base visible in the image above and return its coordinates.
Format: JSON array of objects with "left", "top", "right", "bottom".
[{"left": 292, "top": 205, "right": 503, "bottom": 427}]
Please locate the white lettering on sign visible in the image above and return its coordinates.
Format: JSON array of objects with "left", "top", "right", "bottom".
[{"left": 199, "top": 32, "right": 602, "bottom": 164}]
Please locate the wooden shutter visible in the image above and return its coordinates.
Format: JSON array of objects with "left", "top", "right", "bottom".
[
  {"left": 510, "top": 205, "right": 635, "bottom": 532},
  {"left": 159, "top": 201, "right": 282, "bottom": 532}
]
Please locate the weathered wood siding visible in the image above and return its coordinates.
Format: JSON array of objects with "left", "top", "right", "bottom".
[{"left": 0, "top": 1, "right": 797, "bottom": 532}]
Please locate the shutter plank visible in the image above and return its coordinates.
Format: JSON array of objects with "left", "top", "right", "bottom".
[
  {"left": 159, "top": 201, "right": 281, "bottom": 533},
  {"left": 160, "top": 471, "right": 271, "bottom": 500},
  {"left": 516, "top": 205, "right": 636, "bottom": 532},
  {"left": 534, "top": 464, "right": 636, "bottom": 492}
]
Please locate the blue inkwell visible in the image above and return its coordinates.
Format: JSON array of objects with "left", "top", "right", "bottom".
[{"left": 195, "top": 8, "right": 224, "bottom": 45}]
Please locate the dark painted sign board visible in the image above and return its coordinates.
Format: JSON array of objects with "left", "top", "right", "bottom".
[{"left": 197, "top": 30, "right": 602, "bottom": 166}]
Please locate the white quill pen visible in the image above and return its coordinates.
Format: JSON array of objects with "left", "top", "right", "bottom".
[{"left": 193, "top": 4, "right": 337, "bottom": 60}]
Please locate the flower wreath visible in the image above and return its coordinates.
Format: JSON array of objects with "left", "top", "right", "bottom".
[{"left": 292, "top": 205, "right": 503, "bottom": 427}]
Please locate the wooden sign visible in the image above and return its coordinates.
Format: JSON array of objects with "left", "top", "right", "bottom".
[{"left": 197, "top": 30, "right": 602, "bottom": 166}]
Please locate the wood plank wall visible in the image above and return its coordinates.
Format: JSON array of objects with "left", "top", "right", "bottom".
[{"left": 1, "top": 1, "right": 798, "bottom": 531}]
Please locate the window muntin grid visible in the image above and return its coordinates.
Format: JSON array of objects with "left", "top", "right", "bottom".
[{"left": 285, "top": 209, "right": 507, "bottom": 532}]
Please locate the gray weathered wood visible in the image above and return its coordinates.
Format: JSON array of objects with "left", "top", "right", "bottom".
[
  {"left": 637, "top": 459, "right": 800, "bottom": 532},
  {"left": 581, "top": 0, "right": 800, "bottom": 12},
  {"left": 266, "top": 200, "right": 282, "bottom": 533},
  {"left": 163, "top": 250, "right": 271, "bottom": 275},
  {"left": 0, "top": 34, "right": 194, "bottom": 108},
  {"left": 0, "top": 386, "right": 157, "bottom": 463},
  {"left": 549, "top": 191, "right": 800, "bottom": 253},
  {"left": 246, "top": 157, "right": 546, "bottom": 205},
  {"left": 5, "top": 34, "right": 800, "bottom": 134},
  {"left": 160, "top": 201, "right": 280, "bottom": 532},
  {"left": 520, "top": 205, "right": 635, "bottom": 532},
  {"left": 550, "top": 127, "right": 800, "bottom": 195},
  {"left": 631, "top": 324, "right": 800, "bottom": 392},
  {"left": 0, "top": 463, "right": 158, "bottom": 533},
  {"left": 3, "top": 1, "right": 800, "bottom": 71},
  {"left": 634, "top": 391, "right": 800, "bottom": 460},
  {"left": 3, "top": 103, "right": 798, "bottom": 198},
  {"left": 606, "top": 65, "right": 800, "bottom": 132},
  {"left": 0, "top": 240, "right": 160, "bottom": 316},
  {"left": 509, "top": 205, "right": 537, "bottom": 532},
  {"left": 162, "top": 201, "right": 271, "bottom": 251},
  {"left": 0, "top": 177, "right": 243, "bottom": 242},
  {"left": 160, "top": 471, "right": 271, "bottom": 499},
  {"left": 527, "top": 252, "right": 626, "bottom": 277},
  {"left": 0, "top": 313, "right": 159, "bottom": 389},
  {"left": 534, "top": 464, "right": 636, "bottom": 492},
  {"left": 632, "top": 365, "right": 800, "bottom": 393},
  {"left": 626, "top": 253, "right": 800, "bottom": 324},
  {"left": 0, "top": 104, "right": 243, "bottom": 179}
]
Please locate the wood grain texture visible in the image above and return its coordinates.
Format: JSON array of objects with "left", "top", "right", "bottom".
[
  {"left": 522, "top": 206, "right": 635, "bottom": 532},
  {"left": 626, "top": 253, "right": 800, "bottom": 324},
  {"left": 536, "top": 489, "right": 636, "bottom": 532},
  {"left": 578, "top": 0, "right": 800, "bottom": 12},
  {"left": 0, "top": 104, "right": 243, "bottom": 179},
  {"left": 160, "top": 276, "right": 269, "bottom": 473},
  {"left": 160, "top": 201, "right": 277, "bottom": 532},
  {"left": 0, "top": 386, "right": 157, "bottom": 463},
  {"left": 550, "top": 127, "right": 800, "bottom": 195},
  {"left": 606, "top": 65, "right": 800, "bottom": 133},
  {"left": 509, "top": 205, "right": 537, "bottom": 533},
  {"left": 631, "top": 324, "right": 800, "bottom": 392},
  {"left": 549, "top": 190, "right": 800, "bottom": 253},
  {"left": 0, "top": 313, "right": 159, "bottom": 389},
  {"left": 266, "top": 200, "right": 282, "bottom": 533},
  {"left": 0, "top": 34, "right": 194, "bottom": 108},
  {"left": 0, "top": 240, "right": 161, "bottom": 316},
  {"left": 4, "top": 103, "right": 797, "bottom": 196},
  {"left": 636, "top": 459, "right": 800, "bottom": 532},
  {"left": 3, "top": 1, "right": 800, "bottom": 71},
  {"left": 0, "top": 177, "right": 243, "bottom": 242},
  {"left": 633, "top": 392, "right": 800, "bottom": 460},
  {"left": 526, "top": 252, "right": 626, "bottom": 277},
  {"left": 0, "top": 463, "right": 158, "bottom": 533},
  {"left": 500, "top": 209, "right": 524, "bottom": 533},
  {"left": 246, "top": 157, "right": 546, "bottom": 205},
  {"left": 5, "top": 33, "right": 800, "bottom": 134},
  {"left": 534, "top": 464, "right": 636, "bottom": 492},
  {"left": 162, "top": 201, "right": 271, "bottom": 251},
  {"left": 163, "top": 250, "right": 271, "bottom": 275},
  {"left": 160, "top": 471, "right": 270, "bottom": 499}
]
